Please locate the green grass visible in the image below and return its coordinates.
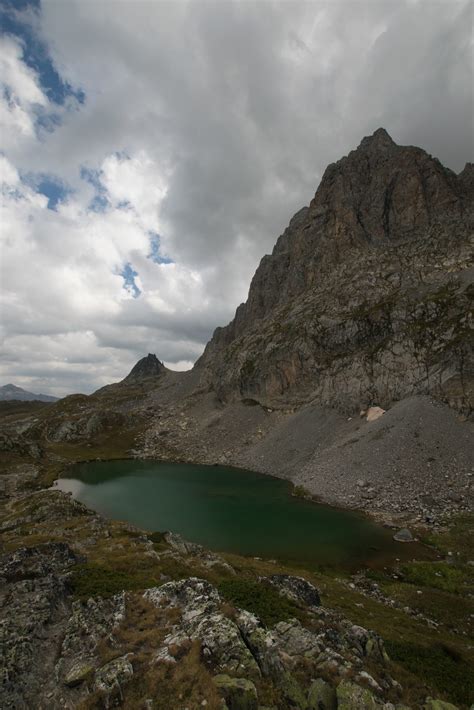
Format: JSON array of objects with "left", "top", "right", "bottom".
[
  {"left": 70, "top": 563, "right": 162, "bottom": 600},
  {"left": 385, "top": 640, "right": 474, "bottom": 707},
  {"left": 399, "top": 561, "right": 473, "bottom": 595},
  {"left": 217, "top": 578, "right": 303, "bottom": 627}
]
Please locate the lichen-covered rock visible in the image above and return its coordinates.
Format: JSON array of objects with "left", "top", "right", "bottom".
[
  {"left": 236, "top": 610, "right": 284, "bottom": 679},
  {"left": 94, "top": 655, "right": 133, "bottom": 693},
  {"left": 0, "top": 543, "right": 79, "bottom": 708},
  {"left": 63, "top": 660, "right": 95, "bottom": 687},
  {"left": 57, "top": 592, "right": 126, "bottom": 686},
  {"left": 262, "top": 574, "right": 321, "bottom": 608},
  {"left": 336, "top": 680, "right": 378, "bottom": 709},
  {"left": 307, "top": 678, "right": 337, "bottom": 709},
  {"left": 145, "top": 578, "right": 260, "bottom": 675},
  {"left": 213, "top": 674, "right": 258, "bottom": 710},
  {"left": 277, "top": 671, "right": 308, "bottom": 708},
  {"left": 423, "top": 699, "right": 459, "bottom": 710},
  {"left": 271, "top": 618, "right": 322, "bottom": 660}
]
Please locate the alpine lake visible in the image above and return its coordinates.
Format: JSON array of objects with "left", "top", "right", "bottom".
[{"left": 55, "top": 459, "right": 425, "bottom": 570}]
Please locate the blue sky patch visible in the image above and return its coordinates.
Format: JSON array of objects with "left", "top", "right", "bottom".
[
  {"left": 0, "top": 0, "right": 85, "bottom": 106},
  {"left": 22, "top": 172, "right": 72, "bottom": 209},
  {"left": 148, "top": 232, "right": 173, "bottom": 264},
  {"left": 120, "top": 262, "right": 141, "bottom": 298},
  {"left": 80, "top": 166, "right": 110, "bottom": 213}
]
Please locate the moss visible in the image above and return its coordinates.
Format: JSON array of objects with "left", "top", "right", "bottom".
[
  {"left": 385, "top": 640, "right": 473, "bottom": 707},
  {"left": 217, "top": 578, "right": 303, "bottom": 627}
]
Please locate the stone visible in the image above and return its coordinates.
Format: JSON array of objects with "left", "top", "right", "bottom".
[
  {"left": 366, "top": 407, "right": 386, "bottom": 422},
  {"left": 94, "top": 655, "right": 133, "bottom": 693},
  {"left": 145, "top": 579, "right": 259, "bottom": 676},
  {"left": 336, "top": 680, "right": 378, "bottom": 709},
  {"left": 424, "top": 699, "right": 459, "bottom": 710},
  {"left": 278, "top": 671, "right": 308, "bottom": 709},
  {"left": 262, "top": 574, "right": 321, "bottom": 608},
  {"left": 393, "top": 528, "right": 414, "bottom": 543},
  {"left": 213, "top": 674, "right": 258, "bottom": 710},
  {"left": 307, "top": 678, "right": 337, "bottom": 709},
  {"left": 63, "top": 660, "right": 95, "bottom": 687}
]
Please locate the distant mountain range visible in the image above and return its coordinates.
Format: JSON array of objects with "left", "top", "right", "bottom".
[{"left": 0, "top": 384, "right": 58, "bottom": 402}]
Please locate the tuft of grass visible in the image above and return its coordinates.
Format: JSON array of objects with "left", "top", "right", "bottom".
[
  {"left": 70, "top": 563, "right": 162, "bottom": 600},
  {"left": 385, "top": 640, "right": 474, "bottom": 707},
  {"left": 217, "top": 578, "right": 303, "bottom": 627}
]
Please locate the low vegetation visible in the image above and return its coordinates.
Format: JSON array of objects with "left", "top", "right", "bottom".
[{"left": 217, "top": 577, "right": 304, "bottom": 626}]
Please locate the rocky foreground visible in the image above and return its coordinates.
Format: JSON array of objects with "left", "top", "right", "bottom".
[{"left": 1, "top": 486, "right": 472, "bottom": 709}]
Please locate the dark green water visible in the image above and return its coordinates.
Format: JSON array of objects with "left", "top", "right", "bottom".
[{"left": 56, "top": 460, "right": 408, "bottom": 569}]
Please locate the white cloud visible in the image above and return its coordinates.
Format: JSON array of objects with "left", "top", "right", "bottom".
[
  {"left": 0, "top": 0, "right": 471, "bottom": 396},
  {"left": 0, "top": 34, "right": 48, "bottom": 148}
]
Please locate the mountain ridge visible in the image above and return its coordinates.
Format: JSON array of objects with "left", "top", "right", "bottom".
[{"left": 0, "top": 383, "right": 58, "bottom": 403}]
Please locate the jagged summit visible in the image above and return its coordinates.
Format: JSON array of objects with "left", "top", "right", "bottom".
[
  {"left": 123, "top": 353, "right": 166, "bottom": 382},
  {"left": 358, "top": 127, "right": 396, "bottom": 152}
]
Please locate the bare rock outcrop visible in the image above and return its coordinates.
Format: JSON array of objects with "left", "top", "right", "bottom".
[{"left": 196, "top": 129, "right": 473, "bottom": 415}]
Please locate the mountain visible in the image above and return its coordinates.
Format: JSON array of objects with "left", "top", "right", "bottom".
[
  {"left": 0, "top": 384, "right": 58, "bottom": 402},
  {"left": 1, "top": 132, "right": 472, "bottom": 710},
  {"left": 122, "top": 353, "right": 166, "bottom": 382},
  {"left": 3, "top": 129, "right": 472, "bottom": 520},
  {"left": 197, "top": 128, "right": 473, "bottom": 414}
]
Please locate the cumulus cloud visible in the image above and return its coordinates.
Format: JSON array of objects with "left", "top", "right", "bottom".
[{"left": 0, "top": 0, "right": 472, "bottom": 396}]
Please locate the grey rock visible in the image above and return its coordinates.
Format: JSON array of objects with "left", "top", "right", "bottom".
[
  {"left": 213, "top": 674, "right": 258, "bottom": 710},
  {"left": 336, "top": 680, "right": 378, "bottom": 709},
  {"left": 94, "top": 655, "right": 133, "bottom": 694},
  {"left": 393, "top": 528, "right": 414, "bottom": 543},
  {"left": 307, "top": 678, "right": 337, "bottom": 709},
  {"left": 262, "top": 574, "right": 321, "bottom": 608}
]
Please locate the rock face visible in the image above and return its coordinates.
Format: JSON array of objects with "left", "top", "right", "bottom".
[
  {"left": 197, "top": 129, "right": 473, "bottom": 415},
  {"left": 123, "top": 353, "right": 166, "bottom": 382}
]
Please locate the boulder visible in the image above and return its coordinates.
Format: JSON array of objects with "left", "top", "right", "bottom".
[
  {"left": 307, "top": 678, "right": 337, "bottom": 709},
  {"left": 393, "top": 528, "right": 414, "bottom": 543},
  {"left": 366, "top": 407, "right": 386, "bottom": 422},
  {"left": 336, "top": 680, "right": 377, "bottom": 709},
  {"left": 424, "top": 699, "right": 459, "bottom": 710},
  {"left": 63, "top": 660, "right": 95, "bottom": 687},
  {"left": 213, "top": 674, "right": 258, "bottom": 710},
  {"left": 94, "top": 655, "right": 133, "bottom": 693},
  {"left": 262, "top": 574, "right": 321, "bottom": 608}
]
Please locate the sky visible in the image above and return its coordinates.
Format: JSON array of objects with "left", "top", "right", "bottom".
[{"left": 0, "top": 0, "right": 472, "bottom": 397}]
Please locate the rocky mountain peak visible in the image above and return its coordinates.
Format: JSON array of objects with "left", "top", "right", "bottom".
[
  {"left": 197, "top": 131, "right": 473, "bottom": 414},
  {"left": 123, "top": 353, "right": 166, "bottom": 382},
  {"left": 358, "top": 126, "right": 396, "bottom": 152}
]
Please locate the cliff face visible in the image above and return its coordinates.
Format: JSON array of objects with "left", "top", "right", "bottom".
[{"left": 197, "top": 129, "right": 473, "bottom": 413}]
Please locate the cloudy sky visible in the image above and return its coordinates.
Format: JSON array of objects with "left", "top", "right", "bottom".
[{"left": 0, "top": 0, "right": 472, "bottom": 396}]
